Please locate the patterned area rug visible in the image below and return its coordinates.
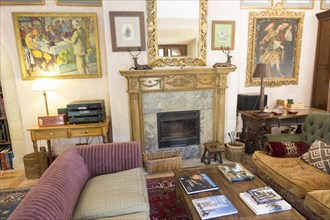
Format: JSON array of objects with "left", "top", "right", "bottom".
[
  {"left": 147, "top": 176, "right": 190, "bottom": 220},
  {"left": 0, "top": 188, "right": 30, "bottom": 219}
]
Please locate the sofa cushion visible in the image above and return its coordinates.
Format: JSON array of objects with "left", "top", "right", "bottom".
[
  {"left": 253, "top": 151, "right": 330, "bottom": 198},
  {"left": 98, "top": 212, "right": 149, "bottom": 220},
  {"left": 301, "top": 140, "right": 330, "bottom": 174},
  {"left": 265, "top": 141, "right": 309, "bottom": 157},
  {"left": 304, "top": 190, "right": 330, "bottom": 220},
  {"left": 73, "top": 168, "right": 149, "bottom": 220}
]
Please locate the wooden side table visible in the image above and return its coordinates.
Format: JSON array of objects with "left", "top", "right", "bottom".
[{"left": 201, "top": 142, "right": 225, "bottom": 165}]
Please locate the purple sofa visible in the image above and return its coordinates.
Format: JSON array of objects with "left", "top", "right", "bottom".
[{"left": 9, "top": 142, "right": 150, "bottom": 220}]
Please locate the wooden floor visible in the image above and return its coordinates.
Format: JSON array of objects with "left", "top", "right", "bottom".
[{"left": 0, "top": 157, "right": 219, "bottom": 190}]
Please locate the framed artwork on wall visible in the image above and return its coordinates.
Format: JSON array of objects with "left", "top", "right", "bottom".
[
  {"left": 109, "top": 11, "right": 146, "bottom": 52},
  {"left": 282, "top": 0, "right": 314, "bottom": 9},
  {"left": 0, "top": 0, "right": 44, "bottom": 5},
  {"left": 240, "top": 0, "right": 273, "bottom": 9},
  {"left": 56, "top": 0, "right": 101, "bottom": 6},
  {"left": 211, "top": 20, "right": 236, "bottom": 50},
  {"left": 321, "top": 0, "right": 330, "bottom": 9},
  {"left": 12, "top": 12, "right": 102, "bottom": 80},
  {"left": 245, "top": 2, "right": 304, "bottom": 87}
]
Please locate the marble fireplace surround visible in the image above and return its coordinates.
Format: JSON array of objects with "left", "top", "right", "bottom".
[{"left": 120, "top": 67, "right": 236, "bottom": 158}]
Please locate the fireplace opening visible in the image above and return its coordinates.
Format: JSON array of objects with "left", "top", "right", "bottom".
[{"left": 157, "top": 110, "right": 200, "bottom": 148}]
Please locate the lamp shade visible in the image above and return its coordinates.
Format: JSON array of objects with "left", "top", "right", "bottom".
[
  {"left": 31, "top": 78, "right": 57, "bottom": 91},
  {"left": 253, "top": 64, "right": 272, "bottom": 78}
]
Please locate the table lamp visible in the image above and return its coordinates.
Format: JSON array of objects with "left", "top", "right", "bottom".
[
  {"left": 31, "top": 78, "right": 57, "bottom": 116},
  {"left": 252, "top": 63, "right": 272, "bottom": 117}
]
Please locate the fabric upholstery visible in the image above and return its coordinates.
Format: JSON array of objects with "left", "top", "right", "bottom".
[
  {"left": 98, "top": 212, "right": 149, "bottom": 220},
  {"left": 253, "top": 151, "right": 330, "bottom": 198},
  {"left": 304, "top": 190, "right": 330, "bottom": 220},
  {"left": 76, "top": 142, "right": 142, "bottom": 177},
  {"left": 73, "top": 168, "right": 149, "bottom": 220},
  {"left": 301, "top": 140, "right": 330, "bottom": 173},
  {"left": 9, "top": 148, "right": 90, "bottom": 220},
  {"left": 265, "top": 141, "right": 309, "bottom": 157}
]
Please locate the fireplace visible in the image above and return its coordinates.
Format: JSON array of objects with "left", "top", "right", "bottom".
[{"left": 157, "top": 110, "right": 200, "bottom": 148}]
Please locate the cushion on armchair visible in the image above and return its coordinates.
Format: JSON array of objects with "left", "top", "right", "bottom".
[
  {"left": 301, "top": 140, "right": 330, "bottom": 174},
  {"left": 265, "top": 141, "right": 309, "bottom": 157}
]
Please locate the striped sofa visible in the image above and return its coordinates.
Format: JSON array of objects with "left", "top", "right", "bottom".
[{"left": 9, "top": 142, "right": 150, "bottom": 220}]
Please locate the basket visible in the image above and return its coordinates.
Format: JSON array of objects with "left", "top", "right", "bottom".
[
  {"left": 23, "top": 152, "right": 48, "bottom": 179},
  {"left": 143, "top": 150, "right": 182, "bottom": 172},
  {"left": 225, "top": 141, "right": 245, "bottom": 162}
]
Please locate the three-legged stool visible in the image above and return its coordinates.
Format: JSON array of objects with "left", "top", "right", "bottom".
[{"left": 201, "top": 142, "right": 225, "bottom": 165}]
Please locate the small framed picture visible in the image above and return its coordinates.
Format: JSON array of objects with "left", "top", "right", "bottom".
[
  {"left": 56, "top": 0, "right": 101, "bottom": 7},
  {"left": 211, "top": 20, "right": 236, "bottom": 50},
  {"left": 0, "top": 0, "right": 44, "bottom": 5},
  {"left": 282, "top": 0, "right": 314, "bottom": 9},
  {"left": 109, "top": 11, "right": 146, "bottom": 52},
  {"left": 321, "top": 0, "right": 330, "bottom": 9},
  {"left": 240, "top": 0, "right": 273, "bottom": 9}
]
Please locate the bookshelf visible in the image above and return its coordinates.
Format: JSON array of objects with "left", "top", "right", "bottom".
[{"left": 0, "top": 81, "right": 14, "bottom": 170}]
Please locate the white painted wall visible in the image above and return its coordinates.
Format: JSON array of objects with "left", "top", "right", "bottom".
[{"left": 0, "top": 0, "right": 324, "bottom": 169}]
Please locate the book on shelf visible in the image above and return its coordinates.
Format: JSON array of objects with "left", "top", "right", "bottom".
[
  {"left": 240, "top": 192, "right": 291, "bottom": 215},
  {"left": 192, "top": 194, "right": 238, "bottom": 219},
  {"left": 178, "top": 173, "right": 218, "bottom": 194},
  {"left": 218, "top": 163, "right": 254, "bottom": 182},
  {"left": 246, "top": 186, "right": 283, "bottom": 205}
]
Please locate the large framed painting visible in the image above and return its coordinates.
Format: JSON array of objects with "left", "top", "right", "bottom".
[
  {"left": 12, "top": 12, "right": 101, "bottom": 80},
  {"left": 0, "top": 0, "right": 44, "bottom": 5},
  {"left": 245, "top": 3, "right": 304, "bottom": 87}
]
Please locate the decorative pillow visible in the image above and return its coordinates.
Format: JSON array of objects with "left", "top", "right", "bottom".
[
  {"left": 265, "top": 141, "right": 309, "bottom": 157},
  {"left": 300, "top": 140, "right": 330, "bottom": 174}
]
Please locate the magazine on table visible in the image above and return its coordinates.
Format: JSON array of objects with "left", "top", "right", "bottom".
[
  {"left": 218, "top": 163, "right": 254, "bottom": 182},
  {"left": 178, "top": 173, "right": 218, "bottom": 194},
  {"left": 240, "top": 192, "right": 291, "bottom": 215},
  {"left": 246, "top": 186, "right": 283, "bottom": 205},
  {"left": 192, "top": 194, "right": 238, "bottom": 219}
]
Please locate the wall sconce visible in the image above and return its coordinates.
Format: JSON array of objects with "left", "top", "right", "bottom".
[{"left": 31, "top": 78, "right": 58, "bottom": 116}]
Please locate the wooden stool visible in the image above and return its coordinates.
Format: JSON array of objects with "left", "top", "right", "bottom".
[{"left": 201, "top": 142, "right": 225, "bottom": 165}]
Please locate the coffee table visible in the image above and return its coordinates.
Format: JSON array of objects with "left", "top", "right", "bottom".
[{"left": 173, "top": 164, "right": 306, "bottom": 220}]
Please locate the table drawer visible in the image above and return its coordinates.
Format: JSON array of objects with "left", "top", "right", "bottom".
[
  {"left": 35, "top": 130, "right": 67, "bottom": 139},
  {"left": 70, "top": 128, "right": 103, "bottom": 137}
]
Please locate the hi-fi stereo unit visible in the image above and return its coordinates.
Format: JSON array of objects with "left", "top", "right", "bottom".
[{"left": 67, "top": 100, "right": 105, "bottom": 124}]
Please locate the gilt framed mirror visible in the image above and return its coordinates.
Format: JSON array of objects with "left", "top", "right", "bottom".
[{"left": 147, "top": 0, "right": 207, "bottom": 67}]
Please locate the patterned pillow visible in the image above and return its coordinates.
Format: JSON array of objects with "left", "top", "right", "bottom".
[
  {"left": 300, "top": 140, "right": 330, "bottom": 174},
  {"left": 265, "top": 141, "right": 309, "bottom": 157}
]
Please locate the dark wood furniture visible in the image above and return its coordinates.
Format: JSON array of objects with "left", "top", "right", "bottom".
[
  {"left": 239, "top": 108, "right": 327, "bottom": 153},
  {"left": 173, "top": 165, "right": 305, "bottom": 220},
  {"left": 28, "top": 117, "right": 112, "bottom": 163},
  {"left": 201, "top": 142, "right": 225, "bottom": 165},
  {"left": 311, "top": 10, "right": 330, "bottom": 111}
]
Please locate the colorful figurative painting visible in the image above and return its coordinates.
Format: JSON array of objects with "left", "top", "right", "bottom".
[{"left": 12, "top": 12, "right": 101, "bottom": 80}]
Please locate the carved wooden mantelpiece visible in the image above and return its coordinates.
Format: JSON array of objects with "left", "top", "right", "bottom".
[{"left": 120, "top": 67, "right": 237, "bottom": 152}]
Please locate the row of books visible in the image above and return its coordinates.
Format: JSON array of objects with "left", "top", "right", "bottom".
[
  {"left": 178, "top": 163, "right": 291, "bottom": 219},
  {"left": 0, "top": 145, "right": 14, "bottom": 170},
  {"left": 0, "top": 121, "right": 10, "bottom": 142}
]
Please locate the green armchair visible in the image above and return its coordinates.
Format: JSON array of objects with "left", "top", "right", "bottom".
[{"left": 263, "top": 112, "right": 330, "bottom": 146}]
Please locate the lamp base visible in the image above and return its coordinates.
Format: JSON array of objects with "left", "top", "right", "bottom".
[{"left": 252, "top": 111, "right": 273, "bottom": 117}]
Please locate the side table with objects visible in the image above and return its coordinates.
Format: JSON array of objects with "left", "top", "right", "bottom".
[{"left": 201, "top": 142, "right": 225, "bottom": 165}]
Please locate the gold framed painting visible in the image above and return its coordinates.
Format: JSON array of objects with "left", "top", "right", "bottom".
[
  {"left": 12, "top": 12, "right": 102, "bottom": 80},
  {"left": 211, "top": 20, "right": 236, "bottom": 50},
  {"left": 282, "top": 0, "right": 314, "bottom": 9},
  {"left": 56, "top": 0, "right": 101, "bottom": 7},
  {"left": 0, "top": 0, "right": 44, "bottom": 5},
  {"left": 245, "top": 3, "right": 304, "bottom": 87}
]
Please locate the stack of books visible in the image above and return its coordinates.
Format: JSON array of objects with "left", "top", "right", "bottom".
[
  {"left": 218, "top": 163, "right": 254, "bottom": 182},
  {"left": 192, "top": 195, "right": 238, "bottom": 219},
  {"left": 179, "top": 173, "right": 218, "bottom": 194},
  {"left": 239, "top": 186, "right": 291, "bottom": 215}
]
